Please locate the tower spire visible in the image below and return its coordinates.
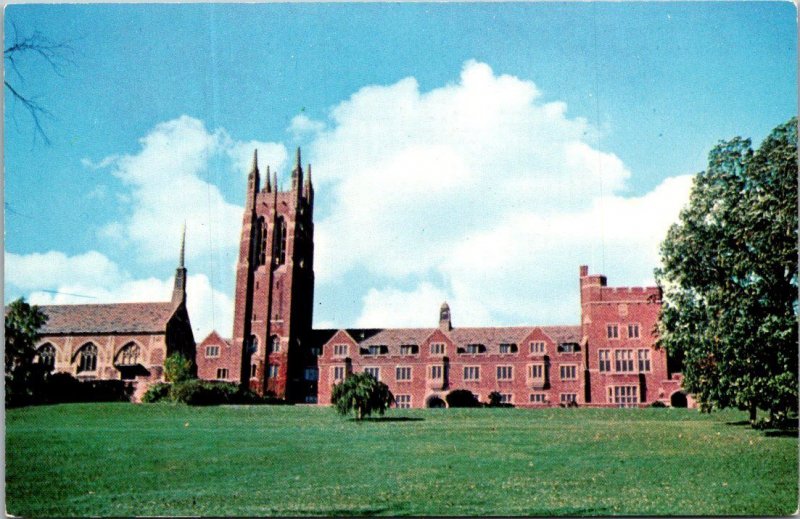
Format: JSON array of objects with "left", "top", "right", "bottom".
[
  {"left": 291, "top": 146, "right": 303, "bottom": 195},
  {"left": 266, "top": 165, "right": 272, "bottom": 193},
  {"left": 179, "top": 221, "right": 186, "bottom": 268},
  {"left": 172, "top": 223, "right": 187, "bottom": 307},
  {"left": 250, "top": 149, "right": 259, "bottom": 175}
]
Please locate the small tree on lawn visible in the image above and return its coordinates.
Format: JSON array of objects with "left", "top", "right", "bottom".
[
  {"left": 163, "top": 352, "right": 193, "bottom": 383},
  {"left": 331, "top": 371, "right": 394, "bottom": 420}
]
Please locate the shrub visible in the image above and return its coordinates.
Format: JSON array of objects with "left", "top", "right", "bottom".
[
  {"left": 142, "top": 382, "right": 172, "bottom": 403},
  {"left": 164, "top": 353, "right": 193, "bottom": 383},
  {"left": 446, "top": 389, "right": 481, "bottom": 408},
  {"left": 34, "top": 373, "right": 133, "bottom": 404}
]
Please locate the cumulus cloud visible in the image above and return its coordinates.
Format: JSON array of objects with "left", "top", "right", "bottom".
[
  {"left": 88, "top": 116, "right": 286, "bottom": 270},
  {"left": 289, "top": 114, "right": 325, "bottom": 139},
  {"left": 7, "top": 250, "right": 232, "bottom": 339},
  {"left": 306, "top": 60, "right": 692, "bottom": 327}
]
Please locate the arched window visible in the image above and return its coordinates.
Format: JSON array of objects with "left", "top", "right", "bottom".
[
  {"left": 269, "top": 335, "right": 281, "bottom": 353},
  {"left": 77, "top": 343, "right": 98, "bottom": 373},
  {"left": 273, "top": 216, "right": 287, "bottom": 265},
  {"left": 253, "top": 217, "right": 268, "bottom": 267},
  {"left": 246, "top": 335, "right": 259, "bottom": 354},
  {"left": 116, "top": 343, "right": 140, "bottom": 366},
  {"left": 37, "top": 343, "right": 56, "bottom": 371}
]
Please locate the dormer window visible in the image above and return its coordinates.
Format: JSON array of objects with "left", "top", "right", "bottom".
[
  {"left": 558, "top": 343, "right": 579, "bottom": 354},
  {"left": 400, "top": 344, "right": 419, "bottom": 356},
  {"left": 461, "top": 343, "right": 486, "bottom": 354},
  {"left": 499, "top": 343, "right": 518, "bottom": 354},
  {"left": 361, "top": 345, "right": 388, "bottom": 356}
]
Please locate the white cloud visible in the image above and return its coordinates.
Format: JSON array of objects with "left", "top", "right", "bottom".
[
  {"left": 87, "top": 116, "right": 286, "bottom": 269},
  {"left": 355, "top": 282, "right": 451, "bottom": 328},
  {"left": 5, "top": 250, "right": 123, "bottom": 291},
  {"left": 288, "top": 114, "right": 325, "bottom": 139},
  {"left": 226, "top": 139, "right": 288, "bottom": 180},
  {"left": 307, "top": 60, "right": 692, "bottom": 327},
  {"left": 8, "top": 250, "right": 232, "bottom": 340}
]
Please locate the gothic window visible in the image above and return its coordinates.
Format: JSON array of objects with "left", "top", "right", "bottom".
[
  {"left": 116, "top": 343, "right": 140, "bottom": 366},
  {"left": 273, "top": 216, "right": 287, "bottom": 266},
  {"left": 37, "top": 343, "right": 56, "bottom": 371},
  {"left": 246, "top": 335, "right": 259, "bottom": 354},
  {"left": 77, "top": 343, "right": 98, "bottom": 373},
  {"left": 258, "top": 218, "right": 268, "bottom": 266},
  {"left": 269, "top": 335, "right": 280, "bottom": 353}
]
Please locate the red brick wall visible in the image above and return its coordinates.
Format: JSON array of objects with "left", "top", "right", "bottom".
[
  {"left": 35, "top": 332, "right": 168, "bottom": 402},
  {"left": 318, "top": 268, "right": 686, "bottom": 409}
]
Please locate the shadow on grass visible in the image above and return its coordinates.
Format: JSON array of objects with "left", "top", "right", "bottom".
[
  {"left": 349, "top": 417, "right": 425, "bottom": 423},
  {"left": 725, "top": 420, "right": 751, "bottom": 426},
  {"left": 764, "top": 429, "right": 798, "bottom": 438}
]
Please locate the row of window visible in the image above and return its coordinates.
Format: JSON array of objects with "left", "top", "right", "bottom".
[
  {"left": 34, "top": 342, "right": 141, "bottom": 373},
  {"left": 216, "top": 364, "right": 288, "bottom": 380},
  {"left": 333, "top": 364, "right": 583, "bottom": 383},
  {"left": 330, "top": 341, "right": 582, "bottom": 358},
  {"left": 598, "top": 349, "right": 651, "bottom": 373},
  {"left": 392, "top": 393, "right": 579, "bottom": 407},
  {"left": 607, "top": 323, "right": 640, "bottom": 339},
  {"left": 390, "top": 388, "right": 637, "bottom": 407}
]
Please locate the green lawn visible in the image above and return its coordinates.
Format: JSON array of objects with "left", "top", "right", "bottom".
[{"left": 5, "top": 403, "right": 798, "bottom": 516}]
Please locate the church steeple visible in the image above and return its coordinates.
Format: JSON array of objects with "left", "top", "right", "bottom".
[
  {"left": 265, "top": 165, "right": 272, "bottom": 193},
  {"left": 172, "top": 223, "right": 187, "bottom": 307}
]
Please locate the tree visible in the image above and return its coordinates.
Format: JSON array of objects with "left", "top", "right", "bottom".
[
  {"left": 5, "top": 298, "right": 49, "bottom": 405},
  {"left": 163, "top": 352, "right": 194, "bottom": 383},
  {"left": 330, "top": 372, "right": 394, "bottom": 420},
  {"left": 4, "top": 22, "right": 75, "bottom": 144},
  {"left": 656, "top": 117, "right": 798, "bottom": 427}
]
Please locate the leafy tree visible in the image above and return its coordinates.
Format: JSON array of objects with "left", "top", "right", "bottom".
[
  {"left": 331, "top": 372, "right": 394, "bottom": 420},
  {"left": 656, "top": 118, "right": 798, "bottom": 427},
  {"left": 5, "top": 298, "right": 48, "bottom": 405},
  {"left": 163, "top": 352, "right": 193, "bottom": 383}
]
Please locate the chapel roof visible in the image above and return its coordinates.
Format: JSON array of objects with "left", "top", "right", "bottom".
[{"left": 36, "top": 302, "right": 177, "bottom": 335}]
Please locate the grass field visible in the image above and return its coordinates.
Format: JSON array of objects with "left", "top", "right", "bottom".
[{"left": 5, "top": 403, "right": 798, "bottom": 516}]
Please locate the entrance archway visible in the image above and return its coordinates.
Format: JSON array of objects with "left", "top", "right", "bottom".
[
  {"left": 426, "top": 395, "right": 446, "bottom": 408},
  {"left": 670, "top": 391, "right": 688, "bottom": 408}
]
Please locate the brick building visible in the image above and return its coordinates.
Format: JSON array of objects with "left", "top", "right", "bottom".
[
  {"left": 30, "top": 232, "right": 195, "bottom": 401},
  {"left": 200, "top": 148, "right": 690, "bottom": 408}
]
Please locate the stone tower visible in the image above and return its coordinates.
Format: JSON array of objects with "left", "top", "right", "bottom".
[{"left": 231, "top": 148, "right": 315, "bottom": 399}]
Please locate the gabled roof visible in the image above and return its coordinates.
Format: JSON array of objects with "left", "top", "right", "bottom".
[
  {"left": 322, "top": 324, "right": 582, "bottom": 354},
  {"left": 36, "top": 302, "right": 177, "bottom": 335},
  {"left": 198, "top": 330, "right": 232, "bottom": 347}
]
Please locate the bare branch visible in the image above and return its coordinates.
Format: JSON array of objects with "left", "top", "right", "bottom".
[
  {"left": 3, "top": 23, "right": 75, "bottom": 145},
  {"left": 4, "top": 80, "right": 53, "bottom": 145}
]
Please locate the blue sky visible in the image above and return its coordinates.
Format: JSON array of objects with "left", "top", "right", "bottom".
[{"left": 4, "top": 2, "right": 797, "bottom": 339}]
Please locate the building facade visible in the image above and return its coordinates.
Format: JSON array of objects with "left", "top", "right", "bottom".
[
  {"left": 30, "top": 234, "right": 195, "bottom": 401},
  {"left": 200, "top": 148, "right": 689, "bottom": 408}
]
